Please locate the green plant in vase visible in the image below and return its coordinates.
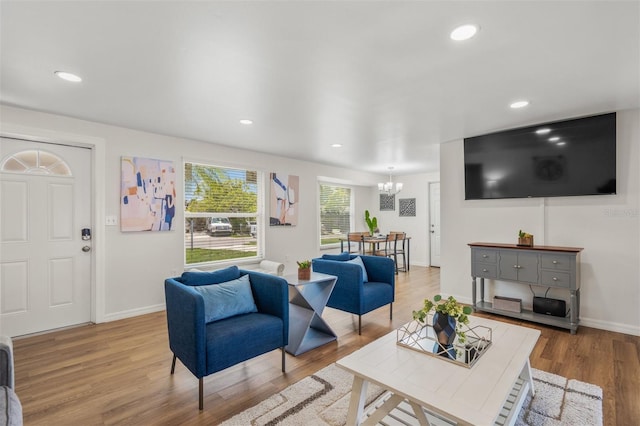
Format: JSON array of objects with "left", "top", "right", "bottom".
[
  {"left": 412, "top": 295, "right": 473, "bottom": 359},
  {"left": 364, "top": 210, "right": 378, "bottom": 236},
  {"left": 296, "top": 260, "right": 311, "bottom": 269},
  {"left": 297, "top": 260, "right": 311, "bottom": 280},
  {"left": 518, "top": 229, "right": 534, "bottom": 246}
]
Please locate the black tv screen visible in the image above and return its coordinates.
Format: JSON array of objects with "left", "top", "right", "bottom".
[{"left": 464, "top": 112, "right": 616, "bottom": 200}]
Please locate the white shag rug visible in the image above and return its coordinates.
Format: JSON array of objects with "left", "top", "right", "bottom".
[{"left": 221, "top": 363, "right": 602, "bottom": 426}]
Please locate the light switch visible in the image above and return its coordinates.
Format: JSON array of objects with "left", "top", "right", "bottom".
[{"left": 106, "top": 215, "right": 118, "bottom": 226}]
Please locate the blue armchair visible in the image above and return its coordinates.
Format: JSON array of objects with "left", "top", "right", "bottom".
[
  {"left": 164, "top": 266, "right": 289, "bottom": 410},
  {"left": 312, "top": 254, "right": 395, "bottom": 335}
]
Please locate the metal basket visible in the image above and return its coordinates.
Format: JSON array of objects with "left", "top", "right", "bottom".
[{"left": 396, "top": 316, "right": 492, "bottom": 368}]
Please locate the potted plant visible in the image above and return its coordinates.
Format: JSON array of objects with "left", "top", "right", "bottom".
[
  {"left": 364, "top": 210, "right": 378, "bottom": 236},
  {"left": 297, "top": 260, "right": 311, "bottom": 280},
  {"left": 412, "top": 295, "right": 473, "bottom": 359},
  {"left": 518, "top": 230, "right": 534, "bottom": 246}
]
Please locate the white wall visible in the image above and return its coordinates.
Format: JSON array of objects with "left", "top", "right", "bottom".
[
  {"left": 3, "top": 105, "right": 423, "bottom": 321},
  {"left": 0, "top": 106, "right": 380, "bottom": 321},
  {"left": 367, "top": 173, "right": 440, "bottom": 267},
  {"left": 440, "top": 109, "right": 640, "bottom": 336}
]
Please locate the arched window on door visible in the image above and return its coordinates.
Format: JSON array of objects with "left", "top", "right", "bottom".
[{"left": 0, "top": 149, "right": 72, "bottom": 176}]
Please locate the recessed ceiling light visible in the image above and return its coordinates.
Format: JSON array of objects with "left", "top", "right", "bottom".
[
  {"left": 510, "top": 100, "right": 529, "bottom": 109},
  {"left": 556, "top": 142, "right": 566, "bottom": 146},
  {"left": 331, "top": 144, "right": 342, "bottom": 148},
  {"left": 239, "top": 119, "right": 253, "bottom": 125},
  {"left": 54, "top": 71, "right": 82, "bottom": 82},
  {"left": 548, "top": 136, "right": 560, "bottom": 142},
  {"left": 536, "top": 128, "right": 551, "bottom": 134},
  {"left": 450, "top": 24, "right": 478, "bottom": 41}
]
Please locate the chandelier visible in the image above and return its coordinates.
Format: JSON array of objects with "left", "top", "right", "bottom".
[{"left": 378, "top": 167, "right": 403, "bottom": 195}]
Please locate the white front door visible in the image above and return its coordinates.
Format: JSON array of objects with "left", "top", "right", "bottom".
[
  {"left": 429, "top": 182, "right": 441, "bottom": 267},
  {"left": 0, "top": 138, "right": 92, "bottom": 337}
]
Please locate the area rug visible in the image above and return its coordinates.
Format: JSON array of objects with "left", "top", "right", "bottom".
[{"left": 221, "top": 363, "right": 602, "bottom": 425}]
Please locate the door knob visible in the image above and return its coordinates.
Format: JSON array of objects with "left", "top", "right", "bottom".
[{"left": 82, "top": 246, "right": 91, "bottom": 252}]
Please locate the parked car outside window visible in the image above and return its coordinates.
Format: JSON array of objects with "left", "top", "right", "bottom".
[{"left": 207, "top": 217, "right": 233, "bottom": 236}]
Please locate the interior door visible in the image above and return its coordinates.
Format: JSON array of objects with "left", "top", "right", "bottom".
[
  {"left": 429, "top": 182, "right": 441, "bottom": 267},
  {"left": 0, "top": 138, "right": 92, "bottom": 337}
]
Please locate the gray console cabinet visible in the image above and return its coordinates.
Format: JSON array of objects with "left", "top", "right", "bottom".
[{"left": 469, "top": 242, "right": 583, "bottom": 334}]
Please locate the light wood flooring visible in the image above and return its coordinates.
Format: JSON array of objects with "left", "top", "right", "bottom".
[{"left": 12, "top": 266, "right": 640, "bottom": 425}]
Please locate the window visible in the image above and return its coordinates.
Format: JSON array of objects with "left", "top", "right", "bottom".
[
  {"left": 1, "top": 149, "right": 71, "bottom": 176},
  {"left": 319, "top": 183, "right": 353, "bottom": 246},
  {"left": 184, "top": 162, "right": 262, "bottom": 265}
]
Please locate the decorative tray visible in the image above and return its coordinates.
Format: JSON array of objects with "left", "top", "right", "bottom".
[{"left": 396, "top": 316, "right": 492, "bottom": 368}]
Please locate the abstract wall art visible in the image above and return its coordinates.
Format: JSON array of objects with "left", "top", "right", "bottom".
[
  {"left": 270, "top": 173, "right": 299, "bottom": 226},
  {"left": 121, "top": 156, "right": 176, "bottom": 231},
  {"left": 380, "top": 194, "right": 395, "bottom": 211},
  {"left": 399, "top": 198, "right": 416, "bottom": 217}
]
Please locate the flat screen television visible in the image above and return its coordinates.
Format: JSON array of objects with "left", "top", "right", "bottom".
[{"left": 464, "top": 112, "right": 616, "bottom": 200}]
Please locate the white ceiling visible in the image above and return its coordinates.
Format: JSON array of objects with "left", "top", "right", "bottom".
[{"left": 1, "top": 1, "right": 639, "bottom": 175}]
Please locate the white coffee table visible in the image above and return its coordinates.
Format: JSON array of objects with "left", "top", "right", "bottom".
[{"left": 336, "top": 316, "right": 540, "bottom": 425}]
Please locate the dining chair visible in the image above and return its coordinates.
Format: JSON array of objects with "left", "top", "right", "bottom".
[
  {"left": 346, "top": 232, "right": 366, "bottom": 255},
  {"left": 388, "top": 232, "right": 407, "bottom": 273},
  {"left": 372, "top": 234, "right": 392, "bottom": 257}
]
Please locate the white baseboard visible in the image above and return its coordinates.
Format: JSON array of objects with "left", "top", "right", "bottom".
[
  {"left": 412, "top": 262, "right": 442, "bottom": 268},
  {"left": 101, "top": 303, "right": 165, "bottom": 323},
  {"left": 579, "top": 317, "right": 640, "bottom": 336}
]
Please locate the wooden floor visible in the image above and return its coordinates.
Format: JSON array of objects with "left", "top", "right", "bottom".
[{"left": 12, "top": 266, "right": 640, "bottom": 425}]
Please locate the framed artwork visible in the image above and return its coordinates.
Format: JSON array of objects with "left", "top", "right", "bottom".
[
  {"left": 380, "top": 194, "right": 395, "bottom": 211},
  {"left": 121, "top": 156, "right": 176, "bottom": 231},
  {"left": 270, "top": 172, "right": 299, "bottom": 226},
  {"left": 399, "top": 198, "right": 416, "bottom": 217}
]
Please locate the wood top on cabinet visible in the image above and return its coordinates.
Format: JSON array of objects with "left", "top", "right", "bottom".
[{"left": 468, "top": 242, "right": 584, "bottom": 253}]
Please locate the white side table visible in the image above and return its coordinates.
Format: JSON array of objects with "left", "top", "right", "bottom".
[{"left": 285, "top": 272, "right": 337, "bottom": 356}]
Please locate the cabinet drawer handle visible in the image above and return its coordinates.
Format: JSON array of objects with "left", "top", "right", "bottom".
[
  {"left": 553, "top": 277, "right": 558, "bottom": 281},
  {"left": 482, "top": 268, "right": 488, "bottom": 272},
  {"left": 553, "top": 260, "right": 558, "bottom": 264},
  {"left": 482, "top": 254, "right": 488, "bottom": 258}
]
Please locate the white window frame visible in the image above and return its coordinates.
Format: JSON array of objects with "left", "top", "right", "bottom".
[
  {"left": 318, "top": 181, "right": 355, "bottom": 249},
  {"left": 184, "top": 161, "right": 264, "bottom": 268}
]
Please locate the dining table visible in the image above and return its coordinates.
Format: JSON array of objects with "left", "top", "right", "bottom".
[{"left": 339, "top": 234, "right": 411, "bottom": 271}]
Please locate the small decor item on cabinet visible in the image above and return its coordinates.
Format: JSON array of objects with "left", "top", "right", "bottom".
[
  {"left": 517, "top": 229, "right": 534, "bottom": 246},
  {"left": 296, "top": 260, "right": 311, "bottom": 280}
]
